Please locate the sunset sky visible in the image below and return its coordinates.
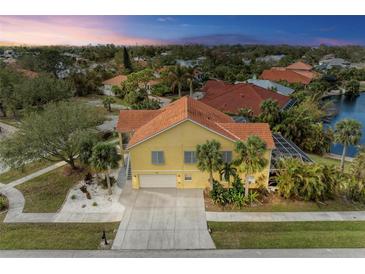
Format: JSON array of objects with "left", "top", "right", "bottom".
[{"left": 0, "top": 16, "right": 364, "bottom": 46}]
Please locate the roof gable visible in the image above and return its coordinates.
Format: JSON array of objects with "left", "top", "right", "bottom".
[
  {"left": 116, "top": 96, "right": 274, "bottom": 150},
  {"left": 286, "top": 61, "right": 313, "bottom": 71}
]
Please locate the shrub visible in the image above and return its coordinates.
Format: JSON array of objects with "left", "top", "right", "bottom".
[
  {"left": 151, "top": 83, "right": 170, "bottom": 96},
  {"left": 210, "top": 177, "right": 260, "bottom": 208},
  {"left": 0, "top": 195, "right": 7, "bottom": 211},
  {"left": 99, "top": 176, "right": 116, "bottom": 189},
  {"left": 210, "top": 180, "right": 229, "bottom": 206},
  {"left": 71, "top": 194, "right": 77, "bottom": 200},
  {"left": 276, "top": 158, "right": 346, "bottom": 202},
  {"left": 92, "top": 202, "right": 98, "bottom": 207}
]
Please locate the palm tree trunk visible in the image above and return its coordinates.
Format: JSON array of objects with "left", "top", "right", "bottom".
[
  {"left": 178, "top": 83, "right": 182, "bottom": 97},
  {"left": 189, "top": 81, "right": 193, "bottom": 97},
  {"left": 209, "top": 171, "right": 213, "bottom": 189},
  {"left": 67, "top": 157, "right": 77, "bottom": 170},
  {"left": 340, "top": 145, "right": 347, "bottom": 173},
  {"left": 245, "top": 177, "right": 249, "bottom": 198},
  {"left": 106, "top": 169, "right": 112, "bottom": 195}
]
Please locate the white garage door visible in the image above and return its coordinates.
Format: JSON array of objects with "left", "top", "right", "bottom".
[{"left": 139, "top": 174, "right": 177, "bottom": 188}]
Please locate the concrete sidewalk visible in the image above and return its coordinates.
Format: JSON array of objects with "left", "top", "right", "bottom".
[
  {"left": 206, "top": 211, "right": 365, "bottom": 222},
  {"left": 2, "top": 248, "right": 365, "bottom": 258}
]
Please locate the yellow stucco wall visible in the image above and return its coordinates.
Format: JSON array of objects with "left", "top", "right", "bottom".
[{"left": 129, "top": 120, "right": 272, "bottom": 189}]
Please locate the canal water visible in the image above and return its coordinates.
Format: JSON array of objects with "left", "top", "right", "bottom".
[{"left": 327, "top": 93, "right": 365, "bottom": 157}]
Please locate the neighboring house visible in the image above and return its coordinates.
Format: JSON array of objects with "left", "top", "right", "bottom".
[
  {"left": 256, "top": 54, "right": 285, "bottom": 63},
  {"left": 317, "top": 57, "right": 351, "bottom": 70},
  {"left": 2, "top": 49, "right": 16, "bottom": 59},
  {"left": 200, "top": 80, "right": 290, "bottom": 116},
  {"left": 101, "top": 75, "right": 128, "bottom": 96},
  {"left": 245, "top": 79, "right": 295, "bottom": 96},
  {"left": 176, "top": 59, "right": 197, "bottom": 68},
  {"left": 260, "top": 61, "right": 317, "bottom": 85},
  {"left": 116, "top": 96, "right": 274, "bottom": 189}
]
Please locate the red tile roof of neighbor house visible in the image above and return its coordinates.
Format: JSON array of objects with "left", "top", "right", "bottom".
[
  {"left": 260, "top": 69, "right": 313, "bottom": 85},
  {"left": 116, "top": 96, "right": 275, "bottom": 149},
  {"left": 102, "top": 75, "right": 128, "bottom": 86},
  {"left": 260, "top": 61, "right": 316, "bottom": 85},
  {"left": 200, "top": 80, "right": 290, "bottom": 116}
]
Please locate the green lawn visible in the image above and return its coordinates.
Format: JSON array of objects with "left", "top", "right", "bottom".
[
  {"left": 16, "top": 166, "right": 87, "bottom": 213},
  {"left": 0, "top": 159, "right": 55, "bottom": 184},
  {"left": 213, "top": 200, "right": 365, "bottom": 212},
  {"left": 209, "top": 221, "right": 365, "bottom": 249},
  {"left": 308, "top": 153, "right": 350, "bottom": 173},
  {"left": 0, "top": 212, "right": 119, "bottom": 249}
]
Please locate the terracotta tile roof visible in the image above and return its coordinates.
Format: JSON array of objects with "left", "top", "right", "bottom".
[
  {"left": 102, "top": 75, "right": 128, "bottom": 86},
  {"left": 116, "top": 96, "right": 274, "bottom": 149},
  {"left": 200, "top": 80, "right": 290, "bottom": 116},
  {"left": 261, "top": 69, "right": 312, "bottom": 85},
  {"left": 116, "top": 109, "right": 162, "bottom": 132},
  {"left": 291, "top": 69, "right": 318, "bottom": 79},
  {"left": 217, "top": 123, "right": 275, "bottom": 149},
  {"left": 286, "top": 61, "right": 312, "bottom": 71}
]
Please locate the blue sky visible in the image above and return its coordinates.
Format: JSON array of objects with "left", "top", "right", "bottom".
[{"left": 0, "top": 16, "right": 364, "bottom": 46}]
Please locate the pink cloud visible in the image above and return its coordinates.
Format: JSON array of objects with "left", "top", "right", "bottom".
[
  {"left": 0, "top": 16, "right": 162, "bottom": 46},
  {"left": 315, "top": 37, "right": 356, "bottom": 46}
]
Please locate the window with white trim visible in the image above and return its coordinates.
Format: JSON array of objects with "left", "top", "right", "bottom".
[
  {"left": 184, "top": 151, "right": 197, "bottom": 164},
  {"left": 184, "top": 174, "right": 192, "bottom": 181},
  {"left": 151, "top": 151, "right": 165, "bottom": 164},
  {"left": 221, "top": 151, "right": 233, "bottom": 163}
]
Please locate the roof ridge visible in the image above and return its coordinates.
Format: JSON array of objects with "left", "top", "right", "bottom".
[{"left": 216, "top": 123, "right": 240, "bottom": 140}]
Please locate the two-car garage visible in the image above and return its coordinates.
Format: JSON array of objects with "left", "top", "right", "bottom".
[{"left": 139, "top": 174, "right": 177, "bottom": 188}]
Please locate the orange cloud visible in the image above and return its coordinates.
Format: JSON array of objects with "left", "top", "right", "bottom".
[{"left": 0, "top": 16, "right": 162, "bottom": 46}]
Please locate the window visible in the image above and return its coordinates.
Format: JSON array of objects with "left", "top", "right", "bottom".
[
  {"left": 184, "top": 174, "right": 192, "bottom": 181},
  {"left": 221, "top": 151, "right": 233, "bottom": 163},
  {"left": 151, "top": 151, "right": 164, "bottom": 164},
  {"left": 184, "top": 151, "right": 197, "bottom": 164}
]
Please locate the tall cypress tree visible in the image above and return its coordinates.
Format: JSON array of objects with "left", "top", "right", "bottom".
[{"left": 123, "top": 47, "right": 133, "bottom": 72}]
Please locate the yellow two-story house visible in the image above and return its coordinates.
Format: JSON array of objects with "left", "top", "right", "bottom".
[{"left": 116, "top": 96, "right": 275, "bottom": 189}]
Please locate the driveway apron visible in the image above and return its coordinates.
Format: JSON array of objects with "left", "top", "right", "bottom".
[{"left": 112, "top": 183, "right": 215, "bottom": 250}]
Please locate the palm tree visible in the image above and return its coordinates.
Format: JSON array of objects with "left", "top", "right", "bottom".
[
  {"left": 185, "top": 67, "right": 196, "bottom": 97},
  {"left": 196, "top": 140, "right": 223, "bottom": 188},
  {"left": 169, "top": 65, "right": 186, "bottom": 97},
  {"left": 345, "top": 80, "right": 360, "bottom": 98},
  {"left": 351, "top": 146, "right": 365, "bottom": 181},
  {"left": 238, "top": 108, "right": 254, "bottom": 121},
  {"left": 334, "top": 119, "right": 362, "bottom": 173},
  {"left": 219, "top": 162, "right": 237, "bottom": 186},
  {"left": 234, "top": 136, "right": 268, "bottom": 197},
  {"left": 102, "top": 97, "right": 116, "bottom": 112},
  {"left": 259, "top": 99, "right": 281, "bottom": 128},
  {"left": 91, "top": 142, "right": 120, "bottom": 195}
]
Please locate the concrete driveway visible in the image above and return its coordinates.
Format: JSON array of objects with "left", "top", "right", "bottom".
[{"left": 112, "top": 183, "right": 215, "bottom": 250}]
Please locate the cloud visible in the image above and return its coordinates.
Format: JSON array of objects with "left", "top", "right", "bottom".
[
  {"left": 315, "top": 37, "right": 356, "bottom": 46},
  {"left": 157, "top": 17, "right": 175, "bottom": 22},
  {"left": 0, "top": 16, "right": 162, "bottom": 46},
  {"left": 170, "top": 34, "right": 262, "bottom": 45}
]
